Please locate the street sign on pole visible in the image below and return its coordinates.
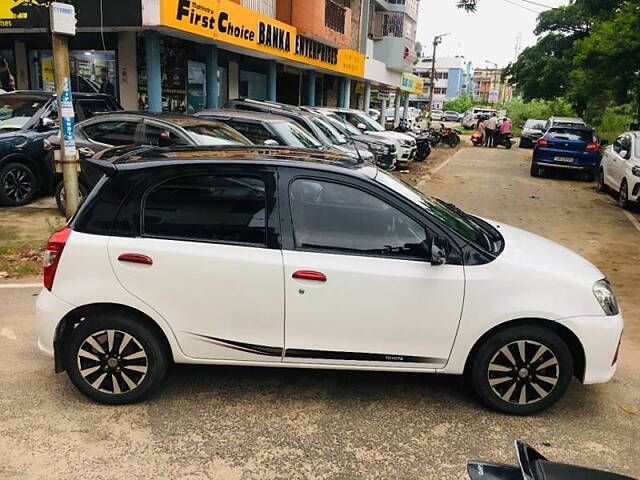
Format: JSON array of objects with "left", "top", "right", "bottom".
[
  {"left": 59, "top": 77, "right": 76, "bottom": 158},
  {"left": 488, "top": 89, "right": 499, "bottom": 104},
  {"left": 50, "top": 2, "right": 77, "bottom": 36}
]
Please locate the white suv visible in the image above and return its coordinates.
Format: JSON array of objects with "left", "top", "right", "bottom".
[
  {"left": 597, "top": 131, "right": 640, "bottom": 209},
  {"left": 36, "top": 146, "right": 623, "bottom": 414}
]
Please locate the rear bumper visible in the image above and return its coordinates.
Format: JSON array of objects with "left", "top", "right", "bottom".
[
  {"left": 533, "top": 148, "right": 600, "bottom": 170},
  {"left": 35, "top": 288, "right": 74, "bottom": 357},
  {"left": 558, "top": 313, "right": 623, "bottom": 384}
]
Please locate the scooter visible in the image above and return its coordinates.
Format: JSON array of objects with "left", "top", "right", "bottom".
[
  {"left": 415, "top": 133, "right": 431, "bottom": 161},
  {"left": 471, "top": 131, "right": 483, "bottom": 146},
  {"left": 442, "top": 127, "right": 461, "bottom": 148},
  {"left": 468, "top": 441, "right": 635, "bottom": 480},
  {"left": 498, "top": 132, "right": 515, "bottom": 149}
]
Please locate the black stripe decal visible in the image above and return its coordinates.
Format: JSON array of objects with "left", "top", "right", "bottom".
[
  {"left": 284, "top": 348, "right": 446, "bottom": 364},
  {"left": 187, "top": 333, "right": 445, "bottom": 364},
  {"left": 187, "top": 332, "right": 283, "bottom": 357}
]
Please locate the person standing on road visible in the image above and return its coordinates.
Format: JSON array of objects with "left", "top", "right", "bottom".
[
  {"left": 485, "top": 113, "right": 498, "bottom": 147},
  {"left": 475, "top": 116, "right": 487, "bottom": 144}
]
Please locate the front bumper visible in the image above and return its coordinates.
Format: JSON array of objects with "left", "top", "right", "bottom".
[
  {"left": 399, "top": 145, "right": 417, "bottom": 163},
  {"left": 558, "top": 313, "right": 623, "bottom": 384},
  {"left": 35, "top": 287, "right": 74, "bottom": 357}
]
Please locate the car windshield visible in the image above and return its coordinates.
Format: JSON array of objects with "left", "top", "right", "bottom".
[
  {"left": 183, "top": 123, "right": 252, "bottom": 146},
  {"left": 327, "top": 115, "right": 361, "bottom": 136},
  {"left": 547, "top": 128, "right": 594, "bottom": 142},
  {"left": 271, "top": 121, "right": 322, "bottom": 148},
  {"left": 354, "top": 112, "right": 384, "bottom": 132},
  {"left": 524, "top": 119, "right": 545, "bottom": 130},
  {"left": 375, "top": 169, "right": 491, "bottom": 249},
  {"left": 0, "top": 96, "right": 47, "bottom": 130},
  {"left": 312, "top": 117, "right": 347, "bottom": 145}
]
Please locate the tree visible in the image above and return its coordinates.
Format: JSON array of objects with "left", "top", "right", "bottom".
[
  {"left": 443, "top": 94, "right": 473, "bottom": 113},
  {"left": 415, "top": 41, "right": 423, "bottom": 58}
]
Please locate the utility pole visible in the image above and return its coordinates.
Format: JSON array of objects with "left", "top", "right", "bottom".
[
  {"left": 426, "top": 33, "right": 450, "bottom": 123},
  {"left": 50, "top": 3, "right": 79, "bottom": 219}
]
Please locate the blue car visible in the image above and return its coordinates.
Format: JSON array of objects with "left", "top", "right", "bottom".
[{"left": 530, "top": 126, "right": 603, "bottom": 181}]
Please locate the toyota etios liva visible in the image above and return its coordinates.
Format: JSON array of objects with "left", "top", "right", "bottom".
[{"left": 36, "top": 146, "right": 623, "bottom": 414}]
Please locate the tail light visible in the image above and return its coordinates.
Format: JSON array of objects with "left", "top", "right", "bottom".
[
  {"left": 43, "top": 225, "right": 72, "bottom": 291},
  {"left": 536, "top": 137, "right": 548, "bottom": 147},
  {"left": 585, "top": 142, "right": 600, "bottom": 152}
]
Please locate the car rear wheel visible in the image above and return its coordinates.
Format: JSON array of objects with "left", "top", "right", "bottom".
[
  {"left": 530, "top": 162, "right": 541, "bottom": 177},
  {"left": 596, "top": 168, "right": 608, "bottom": 192},
  {"left": 65, "top": 311, "right": 169, "bottom": 404},
  {"left": 0, "top": 162, "right": 36, "bottom": 206},
  {"left": 55, "top": 181, "right": 88, "bottom": 215},
  {"left": 470, "top": 325, "right": 573, "bottom": 415},
  {"left": 618, "top": 180, "right": 632, "bottom": 210}
]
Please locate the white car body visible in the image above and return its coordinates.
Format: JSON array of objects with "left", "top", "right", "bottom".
[
  {"left": 600, "top": 131, "right": 640, "bottom": 203},
  {"left": 37, "top": 155, "right": 622, "bottom": 406},
  {"left": 431, "top": 110, "right": 443, "bottom": 121}
]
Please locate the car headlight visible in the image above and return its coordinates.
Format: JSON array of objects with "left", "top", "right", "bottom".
[
  {"left": 632, "top": 166, "right": 640, "bottom": 177},
  {"left": 370, "top": 143, "right": 386, "bottom": 153},
  {"left": 593, "top": 279, "right": 619, "bottom": 315}
]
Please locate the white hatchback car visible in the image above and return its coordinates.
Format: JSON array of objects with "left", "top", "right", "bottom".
[
  {"left": 597, "top": 131, "right": 640, "bottom": 209},
  {"left": 36, "top": 146, "right": 623, "bottom": 414}
]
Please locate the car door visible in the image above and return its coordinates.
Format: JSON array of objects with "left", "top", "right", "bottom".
[
  {"left": 280, "top": 172, "right": 465, "bottom": 369},
  {"left": 81, "top": 118, "right": 142, "bottom": 150},
  {"left": 108, "top": 166, "right": 285, "bottom": 361},
  {"left": 607, "top": 135, "right": 627, "bottom": 187}
]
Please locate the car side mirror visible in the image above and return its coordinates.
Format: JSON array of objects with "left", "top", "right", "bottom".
[
  {"left": 620, "top": 150, "right": 629, "bottom": 159},
  {"left": 263, "top": 138, "right": 279, "bottom": 146},
  {"left": 40, "top": 117, "right": 56, "bottom": 130},
  {"left": 356, "top": 123, "right": 367, "bottom": 131},
  {"left": 430, "top": 238, "right": 448, "bottom": 266}
]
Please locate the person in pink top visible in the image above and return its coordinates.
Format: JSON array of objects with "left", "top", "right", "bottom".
[{"left": 501, "top": 117, "right": 512, "bottom": 134}]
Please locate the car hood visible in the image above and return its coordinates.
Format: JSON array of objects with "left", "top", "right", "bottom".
[
  {"left": 488, "top": 219, "right": 603, "bottom": 283},
  {"left": 363, "top": 131, "right": 402, "bottom": 147}
]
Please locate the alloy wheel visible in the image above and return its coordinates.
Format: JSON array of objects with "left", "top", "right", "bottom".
[
  {"left": 2, "top": 165, "right": 33, "bottom": 203},
  {"left": 618, "top": 182, "right": 628, "bottom": 208},
  {"left": 487, "top": 340, "right": 559, "bottom": 405},
  {"left": 76, "top": 329, "right": 148, "bottom": 394}
]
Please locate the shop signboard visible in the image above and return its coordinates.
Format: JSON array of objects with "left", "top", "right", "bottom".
[
  {"left": 0, "top": 0, "right": 141, "bottom": 30},
  {"left": 399, "top": 73, "right": 423, "bottom": 94},
  {"left": 158, "top": 0, "right": 365, "bottom": 78},
  {"left": 377, "top": 90, "right": 390, "bottom": 100}
]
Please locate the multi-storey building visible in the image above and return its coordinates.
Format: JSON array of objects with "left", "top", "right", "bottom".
[
  {"left": 471, "top": 67, "right": 512, "bottom": 104},
  {"left": 0, "top": 0, "right": 420, "bottom": 118},
  {"left": 410, "top": 55, "right": 471, "bottom": 109}
]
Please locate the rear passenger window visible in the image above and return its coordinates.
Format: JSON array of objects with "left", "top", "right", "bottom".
[
  {"left": 227, "top": 121, "right": 273, "bottom": 145},
  {"left": 83, "top": 121, "right": 138, "bottom": 145},
  {"left": 143, "top": 175, "right": 267, "bottom": 246}
]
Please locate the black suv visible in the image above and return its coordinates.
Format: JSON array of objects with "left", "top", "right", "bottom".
[{"left": 0, "top": 90, "right": 120, "bottom": 206}]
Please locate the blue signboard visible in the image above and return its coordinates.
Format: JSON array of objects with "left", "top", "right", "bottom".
[{"left": 60, "top": 77, "right": 76, "bottom": 157}]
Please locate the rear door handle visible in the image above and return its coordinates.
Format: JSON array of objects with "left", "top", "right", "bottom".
[
  {"left": 118, "top": 253, "right": 153, "bottom": 265},
  {"left": 292, "top": 270, "right": 326, "bottom": 282}
]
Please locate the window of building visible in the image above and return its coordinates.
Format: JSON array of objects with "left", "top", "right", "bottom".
[
  {"left": 144, "top": 175, "right": 267, "bottom": 245},
  {"left": 289, "top": 179, "right": 430, "bottom": 261}
]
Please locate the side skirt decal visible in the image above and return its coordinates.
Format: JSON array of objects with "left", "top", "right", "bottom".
[{"left": 186, "top": 332, "right": 445, "bottom": 364}]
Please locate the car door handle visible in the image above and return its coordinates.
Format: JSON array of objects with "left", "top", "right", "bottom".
[
  {"left": 118, "top": 253, "right": 153, "bottom": 265},
  {"left": 292, "top": 270, "right": 327, "bottom": 282}
]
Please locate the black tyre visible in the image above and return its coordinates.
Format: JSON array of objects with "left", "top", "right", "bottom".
[
  {"left": 596, "top": 168, "right": 607, "bottom": 192},
  {"left": 519, "top": 139, "right": 528, "bottom": 148},
  {"left": 55, "top": 181, "right": 88, "bottom": 215},
  {"left": 530, "top": 162, "right": 541, "bottom": 177},
  {"left": 65, "top": 311, "right": 169, "bottom": 404},
  {"left": 0, "top": 162, "right": 36, "bottom": 206},
  {"left": 448, "top": 135, "right": 460, "bottom": 148},
  {"left": 618, "top": 179, "right": 632, "bottom": 210},
  {"left": 470, "top": 326, "right": 573, "bottom": 415}
]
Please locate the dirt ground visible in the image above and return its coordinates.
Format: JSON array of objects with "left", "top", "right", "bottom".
[{"left": 0, "top": 142, "right": 639, "bottom": 479}]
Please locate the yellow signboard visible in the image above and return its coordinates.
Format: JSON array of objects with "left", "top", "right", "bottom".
[
  {"left": 399, "top": 72, "right": 424, "bottom": 94},
  {"left": 160, "top": 0, "right": 365, "bottom": 78}
]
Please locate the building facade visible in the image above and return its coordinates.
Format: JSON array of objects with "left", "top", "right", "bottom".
[
  {"left": 471, "top": 67, "right": 512, "bottom": 104},
  {"left": 0, "top": 0, "right": 421, "bottom": 118},
  {"left": 410, "top": 55, "right": 471, "bottom": 109}
]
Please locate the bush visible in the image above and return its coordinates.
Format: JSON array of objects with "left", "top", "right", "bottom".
[
  {"left": 443, "top": 94, "right": 473, "bottom": 113},
  {"left": 501, "top": 97, "right": 576, "bottom": 129},
  {"left": 590, "top": 104, "right": 634, "bottom": 143}
]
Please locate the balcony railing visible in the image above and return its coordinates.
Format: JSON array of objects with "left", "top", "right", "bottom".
[{"left": 325, "top": 0, "right": 346, "bottom": 34}]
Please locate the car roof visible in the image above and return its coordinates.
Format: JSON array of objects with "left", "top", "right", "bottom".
[
  {"left": 87, "top": 145, "right": 376, "bottom": 178},
  {"left": 550, "top": 116, "right": 585, "bottom": 123},
  {"left": 0, "top": 90, "right": 115, "bottom": 100},
  {"left": 197, "top": 109, "right": 291, "bottom": 122},
  {"left": 85, "top": 111, "right": 229, "bottom": 128}
]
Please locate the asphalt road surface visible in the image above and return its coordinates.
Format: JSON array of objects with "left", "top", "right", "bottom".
[{"left": 1, "top": 145, "right": 638, "bottom": 479}]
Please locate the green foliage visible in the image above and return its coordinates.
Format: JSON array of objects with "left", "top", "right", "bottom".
[
  {"left": 443, "top": 94, "right": 473, "bottom": 113},
  {"left": 501, "top": 97, "right": 576, "bottom": 130},
  {"left": 45, "top": 216, "right": 66, "bottom": 235},
  {"left": 593, "top": 104, "right": 635, "bottom": 143}
]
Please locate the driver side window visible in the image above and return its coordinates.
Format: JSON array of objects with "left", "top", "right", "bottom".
[
  {"left": 613, "top": 136, "right": 624, "bottom": 154},
  {"left": 289, "top": 179, "right": 431, "bottom": 261}
]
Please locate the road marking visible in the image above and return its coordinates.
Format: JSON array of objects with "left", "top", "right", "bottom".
[
  {"left": 431, "top": 153, "right": 457, "bottom": 174},
  {"left": 623, "top": 210, "right": 640, "bottom": 235},
  {"left": 0, "top": 283, "right": 41, "bottom": 289}
]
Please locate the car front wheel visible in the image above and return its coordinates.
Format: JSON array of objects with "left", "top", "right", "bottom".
[
  {"left": 596, "top": 168, "right": 608, "bottom": 192},
  {"left": 65, "top": 311, "right": 169, "bottom": 404},
  {"left": 618, "top": 179, "right": 632, "bottom": 210},
  {"left": 470, "top": 325, "right": 573, "bottom": 415},
  {"left": 0, "top": 162, "right": 36, "bottom": 206}
]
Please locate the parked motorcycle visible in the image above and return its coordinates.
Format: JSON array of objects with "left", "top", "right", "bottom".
[
  {"left": 415, "top": 133, "right": 431, "bottom": 161},
  {"left": 442, "top": 127, "right": 461, "bottom": 148},
  {"left": 498, "top": 132, "right": 515, "bottom": 149},
  {"left": 468, "top": 441, "right": 634, "bottom": 480}
]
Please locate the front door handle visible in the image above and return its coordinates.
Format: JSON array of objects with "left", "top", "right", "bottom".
[
  {"left": 292, "top": 270, "right": 327, "bottom": 282},
  {"left": 118, "top": 253, "right": 153, "bottom": 265}
]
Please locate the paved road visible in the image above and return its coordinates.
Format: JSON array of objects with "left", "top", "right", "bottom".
[{"left": 1, "top": 146, "right": 639, "bottom": 479}]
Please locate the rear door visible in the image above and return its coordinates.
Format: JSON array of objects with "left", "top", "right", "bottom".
[
  {"left": 607, "top": 135, "right": 628, "bottom": 187},
  {"left": 108, "top": 166, "right": 285, "bottom": 361}
]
